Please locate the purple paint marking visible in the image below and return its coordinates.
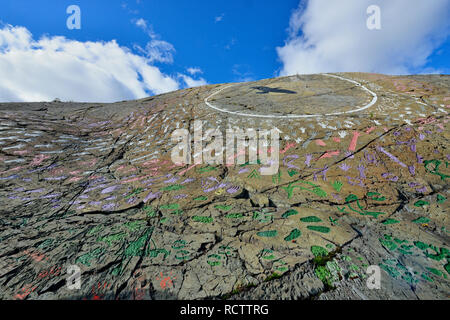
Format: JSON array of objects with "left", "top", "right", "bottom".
[
  {"left": 101, "top": 186, "right": 119, "bottom": 194},
  {"left": 305, "top": 154, "right": 313, "bottom": 167},
  {"left": 144, "top": 191, "right": 161, "bottom": 202},
  {"left": 357, "top": 164, "right": 366, "bottom": 179},
  {"left": 376, "top": 146, "right": 407, "bottom": 168},
  {"left": 339, "top": 163, "right": 351, "bottom": 172}
]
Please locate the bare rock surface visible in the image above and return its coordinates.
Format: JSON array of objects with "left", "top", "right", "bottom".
[{"left": 0, "top": 72, "right": 448, "bottom": 300}]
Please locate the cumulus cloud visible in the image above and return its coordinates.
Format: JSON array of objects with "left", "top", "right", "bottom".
[
  {"left": 0, "top": 24, "right": 180, "bottom": 102},
  {"left": 277, "top": 0, "right": 450, "bottom": 75},
  {"left": 179, "top": 74, "right": 208, "bottom": 88}
]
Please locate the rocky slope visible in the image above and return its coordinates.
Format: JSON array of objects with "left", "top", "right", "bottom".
[{"left": 0, "top": 72, "right": 448, "bottom": 300}]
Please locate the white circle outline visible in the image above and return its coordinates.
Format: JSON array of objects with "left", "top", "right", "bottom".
[{"left": 204, "top": 73, "right": 378, "bottom": 119}]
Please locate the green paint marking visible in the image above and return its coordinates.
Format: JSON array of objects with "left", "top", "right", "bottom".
[
  {"left": 421, "top": 273, "right": 434, "bottom": 282},
  {"left": 284, "top": 229, "right": 301, "bottom": 241},
  {"left": 382, "top": 218, "right": 400, "bottom": 225},
  {"left": 345, "top": 194, "right": 385, "bottom": 218},
  {"left": 240, "top": 159, "right": 262, "bottom": 167},
  {"left": 307, "top": 226, "right": 330, "bottom": 233},
  {"left": 38, "top": 239, "right": 54, "bottom": 249},
  {"left": 272, "top": 171, "right": 282, "bottom": 184},
  {"left": 160, "top": 203, "right": 179, "bottom": 210},
  {"left": 125, "top": 228, "right": 153, "bottom": 257},
  {"left": 367, "top": 192, "right": 386, "bottom": 201},
  {"left": 192, "top": 216, "right": 213, "bottom": 223},
  {"left": 125, "top": 187, "right": 144, "bottom": 199},
  {"left": 194, "top": 196, "right": 208, "bottom": 201},
  {"left": 76, "top": 248, "right": 104, "bottom": 267},
  {"left": 332, "top": 181, "right": 343, "bottom": 192},
  {"left": 424, "top": 159, "right": 449, "bottom": 181},
  {"left": 87, "top": 225, "right": 103, "bottom": 235},
  {"left": 215, "top": 204, "right": 232, "bottom": 211},
  {"left": 175, "top": 250, "right": 190, "bottom": 260},
  {"left": 248, "top": 169, "right": 261, "bottom": 179},
  {"left": 315, "top": 266, "right": 333, "bottom": 287},
  {"left": 311, "top": 246, "right": 328, "bottom": 258},
  {"left": 281, "top": 209, "right": 299, "bottom": 219},
  {"left": 97, "top": 232, "right": 127, "bottom": 246},
  {"left": 412, "top": 217, "right": 430, "bottom": 224},
  {"left": 143, "top": 206, "right": 156, "bottom": 217},
  {"left": 282, "top": 180, "right": 327, "bottom": 199},
  {"left": 379, "top": 237, "right": 398, "bottom": 251},
  {"left": 300, "top": 216, "right": 322, "bottom": 223},
  {"left": 437, "top": 194, "right": 446, "bottom": 204},
  {"left": 171, "top": 240, "right": 186, "bottom": 250},
  {"left": 288, "top": 170, "right": 298, "bottom": 177},
  {"left": 161, "top": 184, "right": 184, "bottom": 191},
  {"left": 197, "top": 166, "right": 217, "bottom": 173},
  {"left": 380, "top": 263, "right": 401, "bottom": 279},
  {"left": 124, "top": 220, "right": 146, "bottom": 232},
  {"left": 426, "top": 267, "right": 444, "bottom": 277},
  {"left": 414, "top": 200, "right": 430, "bottom": 207},
  {"left": 257, "top": 230, "right": 278, "bottom": 238}
]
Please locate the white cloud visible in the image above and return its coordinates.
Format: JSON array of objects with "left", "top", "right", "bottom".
[
  {"left": 179, "top": 74, "right": 208, "bottom": 88},
  {"left": 0, "top": 24, "right": 179, "bottom": 102},
  {"left": 215, "top": 14, "right": 225, "bottom": 23},
  {"left": 133, "top": 18, "right": 175, "bottom": 63},
  {"left": 186, "top": 67, "right": 203, "bottom": 75},
  {"left": 277, "top": 0, "right": 450, "bottom": 75}
]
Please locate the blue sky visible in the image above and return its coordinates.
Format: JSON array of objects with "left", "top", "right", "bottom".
[
  {"left": 1, "top": 0, "right": 298, "bottom": 83},
  {"left": 0, "top": 0, "right": 449, "bottom": 102}
]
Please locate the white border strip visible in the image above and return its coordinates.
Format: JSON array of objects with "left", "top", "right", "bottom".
[{"left": 204, "top": 73, "right": 378, "bottom": 119}]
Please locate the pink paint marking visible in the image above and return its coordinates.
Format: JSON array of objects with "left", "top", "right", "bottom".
[
  {"left": 348, "top": 131, "right": 362, "bottom": 152},
  {"left": 365, "top": 127, "right": 375, "bottom": 134},
  {"left": 69, "top": 170, "right": 81, "bottom": 175},
  {"left": 178, "top": 163, "right": 198, "bottom": 175},
  {"left": 318, "top": 150, "right": 340, "bottom": 160},
  {"left": 332, "top": 137, "right": 341, "bottom": 143},
  {"left": 30, "top": 154, "right": 50, "bottom": 166},
  {"left": 280, "top": 142, "right": 296, "bottom": 154},
  {"left": 226, "top": 149, "right": 246, "bottom": 167},
  {"left": 68, "top": 177, "right": 82, "bottom": 182},
  {"left": 120, "top": 174, "right": 152, "bottom": 184},
  {"left": 143, "top": 159, "right": 160, "bottom": 166},
  {"left": 80, "top": 159, "right": 97, "bottom": 167},
  {"left": 315, "top": 140, "right": 326, "bottom": 147},
  {"left": 13, "top": 150, "right": 28, "bottom": 155}
]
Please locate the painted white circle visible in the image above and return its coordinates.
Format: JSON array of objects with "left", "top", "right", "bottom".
[{"left": 204, "top": 73, "right": 378, "bottom": 119}]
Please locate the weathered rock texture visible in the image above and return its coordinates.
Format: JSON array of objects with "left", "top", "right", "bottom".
[{"left": 0, "top": 73, "right": 448, "bottom": 300}]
